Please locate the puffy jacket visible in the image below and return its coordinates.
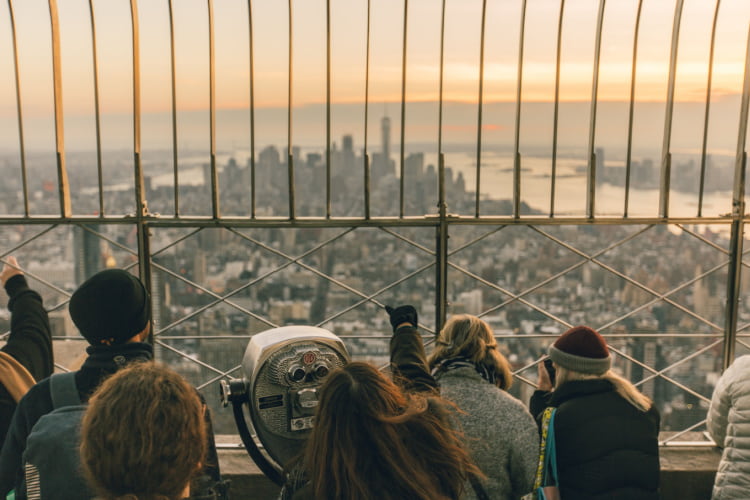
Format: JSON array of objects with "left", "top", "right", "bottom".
[
  {"left": 530, "top": 379, "right": 660, "bottom": 500},
  {"left": 707, "top": 355, "right": 750, "bottom": 500}
]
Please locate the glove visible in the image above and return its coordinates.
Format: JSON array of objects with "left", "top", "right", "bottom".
[{"left": 385, "top": 305, "right": 418, "bottom": 332}]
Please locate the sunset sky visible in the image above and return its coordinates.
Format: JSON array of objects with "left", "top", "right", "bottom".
[{"left": 0, "top": 0, "right": 749, "bottom": 152}]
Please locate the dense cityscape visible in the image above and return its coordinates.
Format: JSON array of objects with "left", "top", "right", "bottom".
[{"left": 0, "top": 116, "right": 744, "bottom": 435}]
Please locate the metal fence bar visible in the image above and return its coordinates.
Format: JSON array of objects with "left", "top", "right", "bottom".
[
  {"left": 474, "top": 0, "right": 487, "bottom": 218},
  {"left": 698, "top": 0, "right": 722, "bottom": 217},
  {"left": 363, "top": 0, "right": 371, "bottom": 219},
  {"left": 208, "top": 0, "right": 219, "bottom": 219},
  {"left": 247, "top": 0, "right": 256, "bottom": 218},
  {"left": 659, "top": 0, "right": 685, "bottom": 218},
  {"left": 435, "top": 0, "right": 448, "bottom": 330},
  {"left": 586, "top": 0, "right": 606, "bottom": 219},
  {"left": 512, "top": 0, "right": 528, "bottom": 218},
  {"left": 48, "top": 0, "right": 71, "bottom": 218},
  {"left": 723, "top": 26, "right": 750, "bottom": 369},
  {"left": 87, "top": 0, "right": 104, "bottom": 217},
  {"left": 168, "top": 0, "right": 179, "bottom": 216},
  {"left": 7, "top": 0, "right": 28, "bottom": 217},
  {"left": 325, "top": 0, "right": 331, "bottom": 218},
  {"left": 399, "top": 0, "right": 408, "bottom": 218},
  {"left": 624, "top": 0, "right": 644, "bottom": 217},
  {"left": 287, "top": 0, "right": 295, "bottom": 220},
  {"left": 550, "top": 0, "right": 565, "bottom": 217}
]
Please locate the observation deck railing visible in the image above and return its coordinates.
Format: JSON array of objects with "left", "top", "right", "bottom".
[{"left": 1, "top": 0, "right": 750, "bottom": 443}]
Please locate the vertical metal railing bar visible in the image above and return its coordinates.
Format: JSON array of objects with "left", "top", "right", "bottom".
[
  {"left": 399, "top": 0, "right": 408, "bottom": 218},
  {"left": 287, "top": 0, "right": 295, "bottom": 220},
  {"left": 48, "top": 0, "right": 71, "bottom": 218},
  {"left": 247, "top": 0, "right": 256, "bottom": 218},
  {"left": 624, "top": 0, "right": 644, "bottom": 218},
  {"left": 7, "top": 0, "right": 29, "bottom": 217},
  {"left": 512, "top": 0, "right": 527, "bottom": 219},
  {"left": 659, "top": 0, "right": 685, "bottom": 219},
  {"left": 698, "top": 0, "right": 722, "bottom": 218},
  {"left": 586, "top": 0, "right": 606, "bottom": 219},
  {"left": 87, "top": 0, "right": 104, "bottom": 217},
  {"left": 168, "top": 0, "right": 180, "bottom": 216},
  {"left": 208, "top": 0, "right": 220, "bottom": 219},
  {"left": 363, "top": 0, "right": 371, "bottom": 219},
  {"left": 435, "top": 0, "right": 448, "bottom": 330},
  {"left": 550, "top": 0, "right": 565, "bottom": 217},
  {"left": 474, "top": 0, "right": 487, "bottom": 218},
  {"left": 723, "top": 26, "right": 750, "bottom": 370},
  {"left": 129, "top": 0, "right": 150, "bottom": 303},
  {"left": 325, "top": 0, "right": 331, "bottom": 218}
]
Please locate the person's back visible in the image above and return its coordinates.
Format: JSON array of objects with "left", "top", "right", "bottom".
[
  {"left": 530, "top": 326, "right": 660, "bottom": 500},
  {"left": 427, "top": 314, "right": 538, "bottom": 500},
  {"left": 708, "top": 354, "right": 750, "bottom": 500},
  {"left": 0, "top": 269, "right": 222, "bottom": 499}
]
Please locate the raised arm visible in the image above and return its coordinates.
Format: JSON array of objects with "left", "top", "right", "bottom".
[{"left": 386, "top": 305, "right": 438, "bottom": 395}]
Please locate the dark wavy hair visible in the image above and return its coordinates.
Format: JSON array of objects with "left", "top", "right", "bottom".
[
  {"left": 79, "top": 362, "right": 207, "bottom": 500},
  {"left": 303, "top": 362, "right": 478, "bottom": 500}
]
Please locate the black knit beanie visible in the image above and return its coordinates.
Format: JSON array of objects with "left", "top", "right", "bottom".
[
  {"left": 548, "top": 325, "right": 611, "bottom": 375},
  {"left": 69, "top": 269, "right": 151, "bottom": 346}
]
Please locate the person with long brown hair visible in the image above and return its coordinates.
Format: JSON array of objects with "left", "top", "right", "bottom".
[
  {"left": 280, "top": 306, "right": 480, "bottom": 500},
  {"left": 79, "top": 362, "right": 207, "bottom": 500},
  {"left": 427, "top": 314, "right": 539, "bottom": 499}
]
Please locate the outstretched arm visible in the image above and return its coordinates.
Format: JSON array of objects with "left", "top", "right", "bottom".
[
  {"left": 2, "top": 257, "right": 53, "bottom": 383},
  {"left": 386, "top": 305, "right": 438, "bottom": 395}
]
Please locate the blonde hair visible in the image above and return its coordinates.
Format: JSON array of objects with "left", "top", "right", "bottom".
[
  {"left": 428, "top": 314, "right": 513, "bottom": 390},
  {"left": 555, "top": 366, "right": 652, "bottom": 412}
]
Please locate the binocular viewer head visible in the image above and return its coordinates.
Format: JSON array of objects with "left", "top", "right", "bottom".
[{"left": 221, "top": 325, "right": 350, "bottom": 482}]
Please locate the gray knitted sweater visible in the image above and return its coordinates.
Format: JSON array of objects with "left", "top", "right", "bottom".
[{"left": 436, "top": 367, "right": 539, "bottom": 500}]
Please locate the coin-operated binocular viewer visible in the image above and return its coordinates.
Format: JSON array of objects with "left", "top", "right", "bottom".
[{"left": 220, "top": 326, "right": 350, "bottom": 485}]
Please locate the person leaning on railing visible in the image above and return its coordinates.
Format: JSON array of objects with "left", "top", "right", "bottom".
[
  {"left": 425, "top": 313, "right": 539, "bottom": 500},
  {"left": 278, "top": 306, "right": 481, "bottom": 500},
  {"left": 530, "top": 326, "right": 660, "bottom": 500},
  {"left": 0, "top": 257, "right": 53, "bottom": 451}
]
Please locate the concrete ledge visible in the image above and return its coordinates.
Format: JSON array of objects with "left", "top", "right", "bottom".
[{"left": 218, "top": 445, "right": 721, "bottom": 500}]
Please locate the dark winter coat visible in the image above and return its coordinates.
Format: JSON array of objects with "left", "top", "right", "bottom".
[
  {"left": 0, "top": 275, "right": 53, "bottom": 451},
  {"left": 0, "top": 341, "right": 222, "bottom": 498},
  {"left": 530, "top": 378, "right": 660, "bottom": 500}
]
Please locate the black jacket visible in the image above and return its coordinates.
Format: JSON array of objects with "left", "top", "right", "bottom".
[
  {"left": 0, "top": 275, "right": 53, "bottom": 451},
  {"left": 0, "top": 341, "right": 222, "bottom": 498},
  {"left": 530, "top": 379, "right": 660, "bottom": 500}
]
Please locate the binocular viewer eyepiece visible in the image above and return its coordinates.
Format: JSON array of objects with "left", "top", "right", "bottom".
[{"left": 221, "top": 325, "right": 350, "bottom": 484}]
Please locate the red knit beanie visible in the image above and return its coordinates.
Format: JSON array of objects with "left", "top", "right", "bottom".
[{"left": 548, "top": 326, "right": 611, "bottom": 375}]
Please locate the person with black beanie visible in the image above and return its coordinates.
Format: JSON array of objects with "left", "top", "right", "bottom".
[
  {"left": 0, "top": 268, "right": 225, "bottom": 499},
  {"left": 0, "top": 257, "right": 53, "bottom": 451}
]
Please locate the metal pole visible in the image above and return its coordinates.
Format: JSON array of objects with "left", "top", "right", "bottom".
[
  {"left": 7, "top": 0, "right": 29, "bottom": 217},
  {"left": 208, "top": 0, "right": 220, "bottom": 219},
  {"left": 168, "top": 0, "right": 180, "bottom": 216},
  {"left": 475, "top": 0, "right": 487, "bottom": 218},
  {"left": 364, "top": 0, "right": 371, "bottom": 219},
  {"left": 659, "top": 0, "right": 685, "bottom": 219},
  {"left": 624, "top": 0, "right": 644, "bottom": 218},
  {"left": 130, "top": 0, "right": 151, "bottom": 307},
  {"left": 586, "top": 0, "right": 606, "bottom": 219},
  {"left": 87, "top": 0, "right": 104, "bottom": 216},
  {"left": 248, "top": 0, "right": 257, "bottom": 218},
  {"left": 723, "top": 27, "right": 750, "bottom": 370},
  {"left": 288, "top": 0, "right": 295, "bottom": 220},
  {"left": 698, "top": 0, "right": 722, "bottom": 217},
  {"left": 513, "top": 0, "right": 528, "bottom": 218},
  {"left": 399, "top": 0, "right": 409, "bottom": 218},
  {"left": 48, "top": 0, "right": 71, "bottom": 218},
  {"left": 551, "top": 0, "right": 565, "bottom": 217},
  {"left": 435, "top": 0, "right": 448, "bottom": 330}
]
